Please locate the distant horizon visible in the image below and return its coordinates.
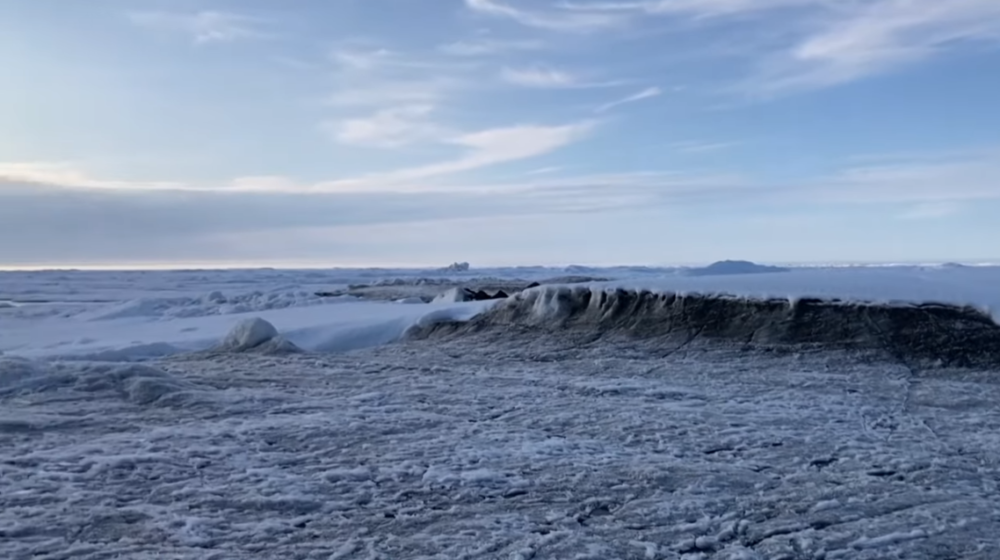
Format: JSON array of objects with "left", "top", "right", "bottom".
[{"left": 3, "top": 258, "right": 1000, "bottom": 273}]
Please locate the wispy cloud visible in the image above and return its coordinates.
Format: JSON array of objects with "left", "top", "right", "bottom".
[
  {"left": 558, "top": 0, "right": 1000, "bottom": 94},
  {"left": 0, "top": 162, "right": 184, "bottom": 191},
  {"left": 8, "top": 146, "right": 999, "bottom": 214},
  {"left": 326, "top": 79, "right": 458, "bottom": 108},
  {"left": 526, "top": 166, "right": 565, "bottom": 175},
  {"left": 464, "top": 0, "right": 627, "bottom": 32},
  {"left": 1, "top": 120, "right": 595, "bottom": 195},
  {"left": 324, "top": 44, "right": 474, "bottom": 108},
  {"left": 438, "top": 39, "right": 544, "bottom": 56},
  {"left": 319, "top": 121, "right": 597, "bottom": 189},
  {"left": 744, "top": 0, "right": 1000, "bottom": 93},
  {"left": 330, "top": 47, "right": 394, "bottom": 70},
  {"left": 595, "top": 86, "right": 662, "bottom": 112},
  {"left": 324, "top": 105, "right": 446, "bottom": 148},
  {"left": 500, "top": 65, "right": 597, "bottom": 88},
  {"left": 812, "top": 150, "right": 1000, "bottom": 204},
  {"left": 558, "top": 0, "right": 819, "bottom": 18},
  {"left": 128, "top": 11, "right": 266, "bottom": 44},
  {"left": 669, "top": 140, "right": 737, "bottom": 153},
  {"left": 899, "top": 201, "right": 964, "bottom": 220}
]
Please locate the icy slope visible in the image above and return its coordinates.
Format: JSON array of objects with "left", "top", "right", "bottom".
[{"left": 1, "top": 300, "right": 495, "bottom": 360}]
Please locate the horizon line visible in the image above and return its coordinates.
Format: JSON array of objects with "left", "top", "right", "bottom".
[{"left": 2, "top": 259, "right": 999, "bottom": 272}]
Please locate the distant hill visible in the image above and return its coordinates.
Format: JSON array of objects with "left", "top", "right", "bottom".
[{"left": 685, "top": 260, "right": 790, "bottom": 277}]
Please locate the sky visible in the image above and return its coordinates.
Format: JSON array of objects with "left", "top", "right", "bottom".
[{"left": 1, "top": 0, "right": 1000, "bottom": 269}]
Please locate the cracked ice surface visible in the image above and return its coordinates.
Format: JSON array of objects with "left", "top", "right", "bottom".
[{"left": 2, "top": 337, "right": 999, "bottom": 559}]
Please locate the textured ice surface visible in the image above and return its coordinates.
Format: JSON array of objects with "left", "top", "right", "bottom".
[
  {"left": 2, "top": 334, "right": 998, "bottom": 559},
  {"left": 3, "top": 266, "right": 1000, "bottom": 558}
]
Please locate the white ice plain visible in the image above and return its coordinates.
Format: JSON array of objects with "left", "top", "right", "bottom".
[{"left": 2, "top": 264, "right": 1000, "bottom": 559}]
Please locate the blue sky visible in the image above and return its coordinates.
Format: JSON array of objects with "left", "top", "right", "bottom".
[{"left": 2, "top": 0, "right": 999, "bottom": 268}]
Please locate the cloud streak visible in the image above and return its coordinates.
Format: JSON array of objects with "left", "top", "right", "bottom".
[
  {"left": 318, "top": 121, "right": 597, "bottom": 190},
  {"left": 759, "top": 0, "right": 1000, "bottom": 92},
  {"left": 128, "top": 11, "right": 267, "bottom": 44},
  {"left": 595, "top": 86, "right": 662, "bottom": 112},
  {"left": 5, "top": 148, "right": 999, "bottom": 204},
  {"left": 552, "top": 0, "right": 1000, "bottom": 93},
  {"left": 558, "top": 0, "right": 820, "bottom": 18},
  {"left": 325, "top": 105, "right": 446, "bottom": 148},
  {"left": 464, "top": 0, "right": 627, "bottom": 32},
  {"left": 438, "top": 39, "right": 544, "bottom": 56},
  {"left": 0, "top": 121, "right": 597, "bottom": 195},
  {"left": 669, "top": 140, "right": 737, "bottom": 153}
]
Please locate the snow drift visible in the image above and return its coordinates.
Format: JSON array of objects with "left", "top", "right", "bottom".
[
  {"left": 409, "top": 285, "right": 1000, "bottom": 369},
  {"left": 213, "top": 317, "right": 301, "bottom": 354}
]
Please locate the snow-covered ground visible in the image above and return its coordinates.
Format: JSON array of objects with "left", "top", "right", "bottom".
[
  {"left": 3, "top": 264, "right": 1000, "bottom": 360},
  {"left": 3, "top": 337, "right": 998, "bottom": 559},
  {"left": 2, "top": 264, "right": 1000, "bottom": 559}
]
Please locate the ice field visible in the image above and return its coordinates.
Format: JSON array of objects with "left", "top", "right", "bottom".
[{"left": 3, "top": 263, "right": 1000, "bottom": 559}]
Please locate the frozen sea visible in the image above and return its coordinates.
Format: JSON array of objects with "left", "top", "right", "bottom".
[{"left": 2, "top": 264, "right": 1000, "bottom": 559}]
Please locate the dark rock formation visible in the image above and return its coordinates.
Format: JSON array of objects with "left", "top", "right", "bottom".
[{"left": 408, "top": 286, "right": 1000, "bottom": 369}]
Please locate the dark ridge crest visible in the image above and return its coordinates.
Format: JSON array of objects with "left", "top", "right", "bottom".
[{"left": 408, "top": 286, "right": 1000, "bottom": 369}]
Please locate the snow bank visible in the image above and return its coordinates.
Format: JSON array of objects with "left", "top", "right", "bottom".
[
  {"left": 1, "top": 298, "right": 497, "bottom": 360},
  {"left": 412, "top": 281, "right": 1000, "bottom": 369},
  {"left": 6, "top": 265, "right": 1000, "bottom": 363}
]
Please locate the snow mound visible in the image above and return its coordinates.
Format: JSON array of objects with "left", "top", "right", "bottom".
[
  {"left": 0, "top": 357, "right": 61, "bottom": 394},
  {"left": 73, "top": 342, "right": 185, "bottom": 362},
  {"left": 0, "top": 360, "right": 208, "bottom": 407},
  {"left": 411, "top": 285, "right": 1000, "bottom": 369},
  {"left": 72, "top": 363, "right": 207, "bottom": 407},
  {"left": 215, "top": 317, "right": 301, "bottom": 354},
  {"left": 686, "top": 260, "right": 790, "bottom": 277},
  {"left": 223, "top": 317, "right": 278, "bottom": 348},
  {"left": 74, "top": 363, "right": 199, "bottom": 406}
]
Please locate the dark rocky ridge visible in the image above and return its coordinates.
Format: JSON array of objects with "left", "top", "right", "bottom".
[
  {"left": 317, "top": 276, "right": 606, "bottom": 302},
  {"left": 408, "top": 286, "right": 1000, "bottom": 369}
]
